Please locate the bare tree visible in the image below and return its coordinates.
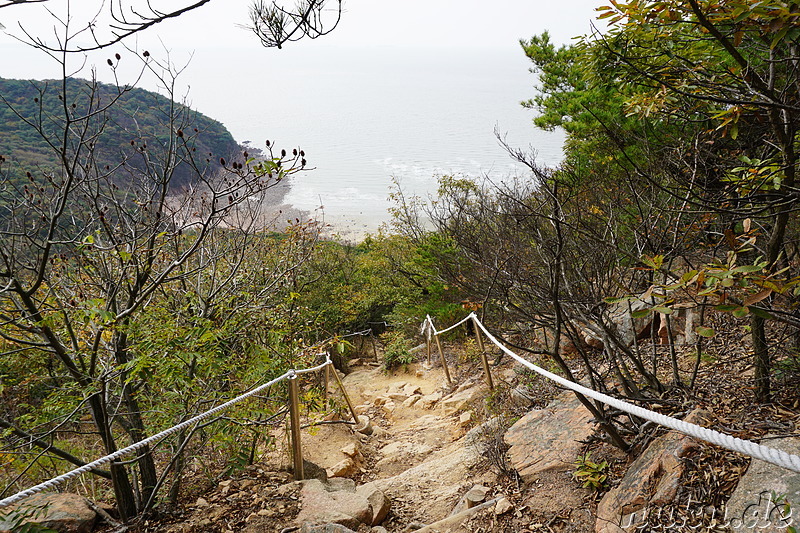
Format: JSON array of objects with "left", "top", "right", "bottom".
[
  {"left": 0, "top": 1, "right": 329, "bottom": 515},
  {"left": 0, "top": 0, "right": 342, "bottom": 51}
]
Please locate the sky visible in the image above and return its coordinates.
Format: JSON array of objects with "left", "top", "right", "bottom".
[{"left": 0, "top": 0, "right": 605, "bottom": 83}]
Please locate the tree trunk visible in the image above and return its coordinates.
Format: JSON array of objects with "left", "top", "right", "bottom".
[{"left": 751, "top": 315, "right": 771, "bottom": 403}]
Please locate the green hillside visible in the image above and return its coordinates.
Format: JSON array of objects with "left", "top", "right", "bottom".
[{"left": 0, "top": 77, "right": 239, "bottom": 188}]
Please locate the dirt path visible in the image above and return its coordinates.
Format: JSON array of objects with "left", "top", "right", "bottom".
[
  {"left": 300, "top": 360, "right": 496, "bottom": 527},
  {"left": 149, "top": 356, "right": 593, "bottom": 532}
]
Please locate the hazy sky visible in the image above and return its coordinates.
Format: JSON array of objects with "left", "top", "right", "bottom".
[{"left": 0, "top": 1, "right": 603, "bottom": 81}]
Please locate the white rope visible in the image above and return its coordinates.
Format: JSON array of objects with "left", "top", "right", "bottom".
[
  {"left": 339, "top": 329, "right": 373, "bottom": 339},
  {"left": 427, "top": 314, "right": 474, "bottom": 336},
  {"left": 460, "top": 313, "right": 800, "bottom": 474},
  {"left": 293, "top": 358, "right": 332, "bottom": 376},
  {"left": 0, "top": 356, "right": 335, "bottom": 510}
]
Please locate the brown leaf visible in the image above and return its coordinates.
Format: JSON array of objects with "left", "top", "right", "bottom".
[{"left": 743, "top": 288, "right": 772, "bottom": 306}]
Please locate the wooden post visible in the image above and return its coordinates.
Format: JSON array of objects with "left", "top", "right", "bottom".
[
  {"left": 370, "top": 332, "right": 379, "bottom": 363},
  {"left": 426, "top": 334, "right": 432, "bottom": 365},
  {"left": 323, "top": 363, "right": 330, "bottom": 409},
  {"left": 330, "top": 363, "right": 360, "bottom": 423},
  {"left": 288, "top": 375, "right": 304, "bottom": 480},
  {"left": 434, "top": 333, "right": 452, "bottom": 385},
  {"left": 473, "top": 317, "right": 494, "bottom": 390}
]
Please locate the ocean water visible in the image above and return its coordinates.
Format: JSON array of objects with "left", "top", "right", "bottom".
[{"left": 179, "top": 45, "right": 566, "bottom": 237}]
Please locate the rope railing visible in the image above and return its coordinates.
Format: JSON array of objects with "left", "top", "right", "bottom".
[
  {"left": 0, "top": 352, "right": 354, "bottom": 510},
  {"left": 425, "top": 312, "right": 800, "bottom": 474},
  {"left": 6, "top": 312, "right": 800, "bottom": 514}
]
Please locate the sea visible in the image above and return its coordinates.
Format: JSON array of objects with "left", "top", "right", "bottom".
[{"left": 173, "top": 44, "right": 566, "bottom": 238}]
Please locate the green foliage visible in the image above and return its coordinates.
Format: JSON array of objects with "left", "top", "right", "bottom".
[
  {"left": 0, "top": 506, "right": 58, "bottom": 533},
  {"left": 0, "top": 76, "right": 238, "bottom": 188},
  {"left": 381, "top": 331, "right": 414, "bottom": 371},
  {"left": 572, "top": 452, "right": 609, "bottom": 493}
]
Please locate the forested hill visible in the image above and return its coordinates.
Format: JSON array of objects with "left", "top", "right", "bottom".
[{"left": 0, "top": 77, "right": 239, "bottom": 188}]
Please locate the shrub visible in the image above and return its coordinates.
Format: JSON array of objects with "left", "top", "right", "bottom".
[{"left": 381, "top": 331, "right": 414, "bottom": 371}]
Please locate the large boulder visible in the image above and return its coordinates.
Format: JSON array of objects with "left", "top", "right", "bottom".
[
  {"left": 504, "top": 391, "right": 597, "bottom": 481},
  {"left": 0, "top": 493, "right": 97, "bottom": 533},
  {"left": 595, "top": 410, "right": 710, "bottom": 533},
  {"left": 293, "top": 478, "right": 390, "bottom": 529},
  {"left": 726, "top": 436, "right": 800, "bottom": 533}
]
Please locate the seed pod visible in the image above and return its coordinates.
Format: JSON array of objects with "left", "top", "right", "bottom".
[
  {"left": 115, "top": 53, "right": 121, "bottom": 60},
  {"left": 107, "top": 59, "right": 113, "bottom": 66}
]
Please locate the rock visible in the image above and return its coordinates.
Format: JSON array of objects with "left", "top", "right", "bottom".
[
  {"left": 387, "top": 382, "right": 408, "bottom": 394},
  {"left": 510, "top": 387, "right": 536, "bottom": 409},
  {"left": 402, "top": 395, "right": 420, "bottom": 408},
  {"left": 356, "top": 415, "right": 373, "bottom": 435},
  {"left": 373, "top": 396, "right": 390, "bottom": 406},
  {"left": 440, "top": 386, "right": 482, "bottom": 416},
  {"left": 655, "top": 303, "right": 698, "bottom": 346},
  {"left": 726, "top": 436, "right": 800, "bottom": 533},
  {"left": 459, "top": 411, "right": 472, "bottom": 427},
  {"left": 371, "top": 527, "right": 389, "bottom": 533},
  {"left": 450, "top": 484, "right": 490, "bottom": 515},
  {"left": 295, "top": 480, "right": 368, "bottom": 530},
  {"left": 402, "top": 384, "right": 422, "bottom": 396},
  {"left": 375, "top": 441, "right": 434, "bottom": 476},
  {"left": 403, "top": 522, "right": 427, "bottom": 531},
  {"left": 504, "top": 392, "right": 597, "bottom": 481},
  {"left": 299, "top": 524, "right": 359, "bottom": 533},
  {"left": 295, "top": 479, "right": 389, "bottom": 529},
  {"left": 357, "top": 482, "right": 391, "bottom": 525},
  {"left": 419, "top": 391, "right": 442, "bottom": 409},
  {"left": 0, "top": 493, "right": 97, "bottom": 533},
  {"left": 301, "top": 459, "right": 329, "bottom": 482},
  {"left": 380, "top": 400, "right": 397, "bottom": 417},
  {"left": 195, "top": 497, "right": 209, "bottom": 507},
  {"left": 595, "top": 409, "right": 710, "bottom": 533},
  {"left": 494, "top": 497, "right": 514, "bottom": 516},
  {"left": 328, "top": 457, "right": 359, "bottom": 478},
  {"left": 341, "top": 443, "right": 359, "bottom": 458},
  {"left": 463, "top": 417, "right": 505, "bottom": 447}
]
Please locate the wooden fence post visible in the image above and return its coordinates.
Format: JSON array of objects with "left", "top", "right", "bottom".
[
  {"left": 323, "top": 362, "right": 330, "bottom": 409},
  {"left": 434, "top": 333, "right": 452, "bottom": 386},
  {"left": 288, "top": 374, "right": 304, "bottom": 480},
  {"left": 330, "top": 363, "right": 360, "bottom": 423},
  {"left": 370, "top": 332, "right": 379, "bottom": 363},
  {"left": 472, "top": 316, "right": 494, "bottom": 390}
]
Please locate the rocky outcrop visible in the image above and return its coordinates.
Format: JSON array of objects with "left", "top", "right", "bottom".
[
  {"left": 0, "top": 493, "right": 97, "bottom": 533},
  {"left": 595, "top": 409, "right": 710, "bottom": 533},
  {"left": 504, "top": 391, "right": 597, "bottom": 481},
  {"left": 294, "top": 478, "right": 390, "bottom": 529},
  {"left": 726, "top": 436, "right": 800, "bottom": 533},
  {"left": 579, "top": 296, "right": 699, "bottom": 352}
]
